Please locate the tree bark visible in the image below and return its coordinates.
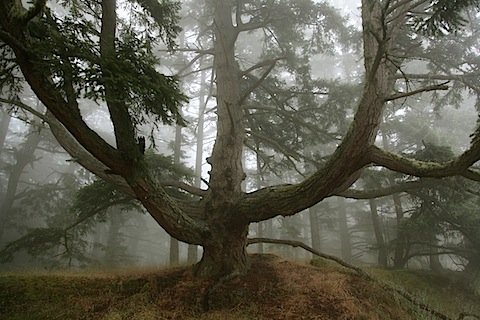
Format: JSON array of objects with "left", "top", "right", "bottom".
[
  {"left": 0, "top": 125, "right": 42, "bottom": 241},
  {"left": 0, "top": 110, "right": 11, "bottom": 154},
  {"left": 337, "top": 197, "right": 352, "bottom": 262},
  {"left": 190, "top": 0, "right": 248, "bottom": 276},
  {"left": 429, "top": 237, "right": 444, "bottom": 272},
  {"left": 309, "top": 206, "right": 321, "bottom": 252},
  {"left": 193, "top": 222, "right": 250, "bottom": 277},
  {"left": 392, "top": 193, "right": 407, "bottom": 268},
  {"left": 369, "top": 198, "right": 388, "bottom": 267},
  {"left": 169, "top": 123, "right": 182, "bottom": 266},
  {"left": 188, "top": 67, "right": 208, "bottom": 265}
]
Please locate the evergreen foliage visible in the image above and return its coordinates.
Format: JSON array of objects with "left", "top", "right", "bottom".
[
  {"left": 413, "top": 0, "right": 480, "bottom": 35},
  {"left": 234, "top": 1, "right": 361, "bottom": 177},
  {"left": 1, "top": 0, "right": 187, "bottom": 129},
  {"left": 0, "top": 151, "right": 194, "bottom": 267}
]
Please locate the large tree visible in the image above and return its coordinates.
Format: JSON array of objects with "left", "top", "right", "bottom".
[{"left": 1, "top": 0, "right": 480, "bottom": 277}]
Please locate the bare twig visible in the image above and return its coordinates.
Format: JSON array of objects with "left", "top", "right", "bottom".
[
  {"left": 162, "top": 180, "right": 207, "bottom": 197},
  {"left": 385, "top": 82, "right": 449, "bottom": 101},
  {"left": 336, "top": 179, "right": 429, "bottom": 199}
]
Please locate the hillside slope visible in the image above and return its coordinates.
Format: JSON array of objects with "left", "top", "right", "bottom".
[{"left": 1, "top": 254, "right": 478, "bottom": 320}]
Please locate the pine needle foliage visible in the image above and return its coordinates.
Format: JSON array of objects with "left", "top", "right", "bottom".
[
  {"left": 413, "top": 0, "right": 480, "bottom": 35},
  {"left": 0, "top": 151, "right": 195, "bottom": 267},
  {"left": 1, "top": 0, "right": 188, "bottom": 127}
]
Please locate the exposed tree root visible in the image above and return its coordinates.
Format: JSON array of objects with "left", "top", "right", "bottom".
[
  {"left": 202, "top": 270, "right": 243, "bottom": 312},
  {"left": 247, "top": 237, "right": 479, "bottom": 320}
]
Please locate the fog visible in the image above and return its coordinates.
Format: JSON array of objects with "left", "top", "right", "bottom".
[{"left": 0, "top": 0, "right": 479, "bottom": 289}]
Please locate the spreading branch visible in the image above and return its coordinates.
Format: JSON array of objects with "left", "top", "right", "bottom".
[
  {"left": 0, "top": 97, "right": 136, "bottom": 196},
  {"left": 368, "top": 145, "right": 480, "bottom": 181},
  {"left": 385, "top": 82, "right": 450, "bottom": 101},
  {"left": 391, "top": 72, "right": 480, "bottom": 81},
  {"left": 100, "top": 0, "right": 137, "bottom": 156}
]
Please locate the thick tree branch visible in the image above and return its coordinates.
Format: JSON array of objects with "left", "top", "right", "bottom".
[
  {"left": 100, "top": 0, "right": 137, "bottom": 157},
  {"left": 368, "top": 145, "right": 480, "bottom": 181},
  {"left": 363, "top": 1, "right": 388, "bottom": 84},
  {"left": 46, "top": 110, "right": 207, "bottom": 244},
  {"left": 0, "top": 16, "right": 128, "bottom": 175},
  {"left": 0, "top": 98, "right": 136, "bottom": 195},
  {"left": 237, "top": 1, "right": 399, "bottom": 223},
  {"left": 45, "top": 111, "right": 136, "bottom": 196}
]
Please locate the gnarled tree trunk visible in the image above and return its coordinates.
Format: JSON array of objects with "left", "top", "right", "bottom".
[{"left": 194, "top": 222, "right": 250, "bottom": 277}]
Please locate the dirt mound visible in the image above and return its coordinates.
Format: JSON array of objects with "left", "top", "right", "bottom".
[
  {"left": 146, "top": 254, "right": 414, "bottom": 319},
  {"left": 0, "top": 254, "right": 462, "bottom": 319}
]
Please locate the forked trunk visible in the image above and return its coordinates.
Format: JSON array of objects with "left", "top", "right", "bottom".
[
  {"left": 191, "top": 0, "right": 249, "bottom": 278},
  {"left": 193, "top": 223, "right": 250, "bottom": 277}
]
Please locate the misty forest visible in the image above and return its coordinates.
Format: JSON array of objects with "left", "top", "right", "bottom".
[{"left": 1, "top": 0, "right": 480, "bottom": 318}]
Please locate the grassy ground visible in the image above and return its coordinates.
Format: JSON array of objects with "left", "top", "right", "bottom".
[{"left": 0, "top": 254, "right": 478, "bottom": 320}]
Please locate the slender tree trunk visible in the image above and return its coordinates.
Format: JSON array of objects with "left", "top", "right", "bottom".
[
  {"left": 337, "top": 197, "right": 352, "bottom": 262},
  {"left": 392, "top": 193, "right": 407, "bottom": 268},
  {"left": 0, "top": 114, "right": 42, "bottom": 241},
  {"left": 369, "top": 198, "right": 388, "bottom": 267},
  {"left": 254, "top": 144, "right": 264, "bottom": 253},
  {"left": 169, "top": 124, "right": 182, "bottom": 266},
  {"left": 189, "top": 68, "right": 208, "bottom": 264},
  {"left": 105, "top": 212, "right": 122, "bottom": 268},
  {"left": 381, "top": 127, "right": 406, "bottom": 268},
  {"left": 429, "top": 237, "right": 443, "bottom": 272},
  {"left": 256, "top": 222, "right": 264, "bottom": 253},
  {"left": 169, "top": 238, "right": 180, "bottom": 265},
  {"left": 0, "top": 110, "right": 11, "bottom": 236},
  {"left": 0, "top": 110, "right": 11, "bottom": 153},
  {"left": 309, "top": 205, "right": 321, "bottom": 252}
]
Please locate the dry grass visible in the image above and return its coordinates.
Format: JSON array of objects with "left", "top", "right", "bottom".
[{"left": 0, "top": 254, "right": 478, "bottom": 320}]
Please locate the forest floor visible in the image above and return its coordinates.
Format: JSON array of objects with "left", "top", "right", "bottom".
[{"left": 0, "top": 254, "right": 479, "bottom": 320}]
